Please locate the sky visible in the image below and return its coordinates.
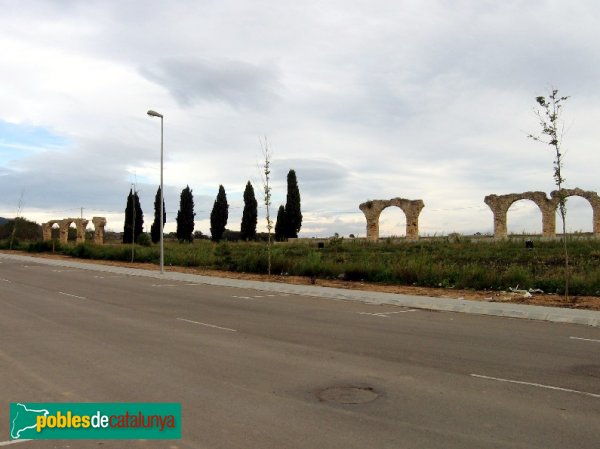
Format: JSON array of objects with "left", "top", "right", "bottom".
[{"left": 1, "top": 0, "right": 599, "bottom": 238}]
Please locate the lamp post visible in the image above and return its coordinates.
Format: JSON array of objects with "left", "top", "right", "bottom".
[{"left": 147, "top": 109, "right": 164, "bottom": 274}]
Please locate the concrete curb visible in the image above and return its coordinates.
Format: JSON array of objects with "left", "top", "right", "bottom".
[{"left": 2, "top": 252, "right": 600, "bottom": 328}]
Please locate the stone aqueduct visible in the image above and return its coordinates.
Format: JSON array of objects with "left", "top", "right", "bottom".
[
  {"left": 42, "top": 217, "right": 107, "bottom": 245},
  {"left": 359, "top": 188, "right": 600, "bottom": 241}
]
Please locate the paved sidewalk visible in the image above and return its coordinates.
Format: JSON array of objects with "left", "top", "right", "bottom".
[{"left": 2, "top": 252, "right": 600, "bottom": 328}]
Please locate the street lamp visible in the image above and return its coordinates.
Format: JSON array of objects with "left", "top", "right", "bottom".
[{"left": 147, "top": 109, "right": 164, "bottom": 274}]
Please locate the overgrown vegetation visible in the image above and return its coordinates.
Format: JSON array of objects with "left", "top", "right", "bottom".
[{"left": 5, "top": 237, "right": 600, "bottom": 296}]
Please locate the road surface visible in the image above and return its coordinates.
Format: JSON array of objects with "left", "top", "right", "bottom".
[{"left": 0, "top": 258, "right": 599, "bottom": 448}]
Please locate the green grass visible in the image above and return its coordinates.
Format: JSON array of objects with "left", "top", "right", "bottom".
[{"left": 3, "top": 237, "right": 600, "bottom": 296}]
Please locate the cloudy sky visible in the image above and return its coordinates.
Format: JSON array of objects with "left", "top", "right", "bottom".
[{"left": 1, "top": 0, "right": 599, "bottom": 237}]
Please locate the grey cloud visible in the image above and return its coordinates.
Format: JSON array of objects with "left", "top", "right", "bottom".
[{"left": 141, "top": 58, "right": 282, "bottom": 110}]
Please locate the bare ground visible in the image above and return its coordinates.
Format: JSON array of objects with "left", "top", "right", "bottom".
[{"left": 4, "top": 250, "right": 600, "bottom": 311}]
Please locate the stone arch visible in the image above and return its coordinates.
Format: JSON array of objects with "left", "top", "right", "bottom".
[
  {"left": 42, "top": 217, "right": 106, "bottom": 244},
  {"left": 42, "top": 220, "right": 61, "bottom": 241},
  {"left": 484, "top": 188, "right": 600, "bottom": 239},
  {"left": 359, "top": 198, "right": 425, "bottom": 241},
  {"left": 484, "top": 192, "right": 554, "bottom": 239},
  {"left": 551, "top": 188, "right": 600, "bottom": 236}
]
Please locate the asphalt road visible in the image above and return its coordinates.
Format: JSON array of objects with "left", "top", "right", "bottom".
[{"left": 0, "top": 258, "right": 599, "bottom": 449}]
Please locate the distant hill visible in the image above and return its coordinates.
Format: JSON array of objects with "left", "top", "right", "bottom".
[{"left": 0, "top": 217, "right": 8, "bottom": 226}]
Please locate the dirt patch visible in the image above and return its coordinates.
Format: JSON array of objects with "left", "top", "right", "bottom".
[{"left": 4, "top": 250, "right": 600, "bottom": 311}]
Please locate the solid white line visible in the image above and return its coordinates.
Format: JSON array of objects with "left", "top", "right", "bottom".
[
  {"left": 0, "top": 440, "right": 32, "bottom": 446},
  {"left": 58, "top": 292, "right": 86, "bottom": 300},
  {"left": 470, "top": 374, "right": 600, "bottom": 399},
  {"left": 570, "top": 336, "right": 600, "bottom": 343},
  {"left": 176, "top": 318, "right": 237, "bottom": 332}
]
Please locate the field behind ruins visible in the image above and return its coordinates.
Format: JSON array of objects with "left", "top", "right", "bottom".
[{"left": 9, "top": 236, "right": 600, "bottom": 297}]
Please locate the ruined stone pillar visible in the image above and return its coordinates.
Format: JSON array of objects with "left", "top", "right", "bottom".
[
  {"left": 42, "top": 223, "right": 52, "bottom": 241},
  {"left": 404, "top": 201, "right": 425, "bottom": 240},
  {"left": 359, "top": 202, "right": 380, "bottom": 241},
  {"left": 541, "top": 206, "right": 556, "bottom": 238},
  {"left": 75, "top": 219, "right": 89, "bottom": 244},
  {"left": 58, "top": 220, "right": 70, "bottom": 244},
  {"left": 92, "top": 217, "right": 107, "bottom": 245},
  {"left": 484, "top": 195, "right": 508, "bottom": 239}
]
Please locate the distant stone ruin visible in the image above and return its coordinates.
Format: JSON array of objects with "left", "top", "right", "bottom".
[
  {"left": 484, "top": 188, "right": 600, "bottom": 239},
  {"left": 42, "top": 217, "right": 107, "bottom": 245},
  {"left": 359, "top": 198, "right": 425, "bottom": 241}
]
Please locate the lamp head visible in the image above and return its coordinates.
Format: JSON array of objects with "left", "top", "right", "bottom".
[{"left": 147, "top": 110, "right": 163, "bottom": 118}]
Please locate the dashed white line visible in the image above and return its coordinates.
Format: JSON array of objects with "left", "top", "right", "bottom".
[
  {"left": 0, "top": 440, "right": 32, "bottom": 446},
  {"left": 231, "top": 295, "right": 254, "bottom": 300},
  {"left": 151, "top": 284, "right": 178, "bottom": 288},
  {"left": 570, "top": 336, "right": 600, "bottom": 343},
  {"left": 470, "top": 374, "right": 600, "bottom": 399},
  {"left": 0, "top": 279, "right": 11, "bottom": 283},
  {"left": 176, "top": 318, "right": 237, "bottom": 332},
  {"left": 58, "top": 292, "right": 86, "bottom": 300},
  {"left": 358, "top": 310, "right": 417, "bottom": 317}
]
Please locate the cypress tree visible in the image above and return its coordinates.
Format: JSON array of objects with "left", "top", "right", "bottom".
[
  {"left": 123, "top": 189, "right": 134, "bottom": 244},
  {"left": 284, "top": 169, "right": 302, "bottom": 238},
  {"left": 150, "top": 186, "right": 166, "bottom": 244},
  {"left": 123, "top": 188, "right": 144, "bottom": 243},
  {"left": 176, "top": 186, "right": 195, "bottom": 242},
  {"left": 210, "top": 185, "right": 229, "bottom": 242},
  {"left": 133, "top": 191, "right": 144, "bottom": 243},
  {"left": 240, "top": 181, "right": 258, "bottom": 241},
  {"left": 274, "top": 205, "right": 287, "bottom": 242}
]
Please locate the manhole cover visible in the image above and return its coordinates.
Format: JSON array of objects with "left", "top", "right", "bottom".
[{"left": 318, "top": 386, "right": 379, "bottom": 404}]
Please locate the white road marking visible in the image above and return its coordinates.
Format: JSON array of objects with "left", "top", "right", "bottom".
[
  {"left": 253, "top": 295, "right": 265, "bottom": 298},
  {"left": 470, "top": 374, "right": 600, "bottom": 399},
  {"left": 58, "top": 292, "right": 86, "bottom": 300},
  {"left": 94, "top": 275, "right": 125, "bottom": 279},
  {"left": 0, "top": 279, "right": 11, "bottom": 283},
  {"left": 231, "top": 295, "right": 254, "bottom": 300},
  {"left": 52, "top": 269, "right": 78, "bottom": 273},
  {"left": 266, "top": 294, "right": 277, "bottom": 297},
  {"left": 570, "top": 336, "right": 600, "bottom": 343},
  {"left": 151, "top": 284, "right": 178, "bottom": 288},
  {"left": 186, "top": 283, "right": 202, "bottom": 286},
  {"left": 176, "top": 318, "right": 237, "bottom": 332},
  {"left": 358, "top": 310, "right": 417, "bottom": 317},
  {"left": 0, "top": 440, "right": 32, "bottom": 446}
]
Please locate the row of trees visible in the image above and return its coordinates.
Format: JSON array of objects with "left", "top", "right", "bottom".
[{"left": 122, "top": 169, "right": 302, "bottom": 243}]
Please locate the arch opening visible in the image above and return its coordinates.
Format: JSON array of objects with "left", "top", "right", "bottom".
[
  {"left": 378, "top": 207, "right": 406, "bottom": 237},
  {"left": 506, "top": 200, "right": 543, "bottom": 236}
]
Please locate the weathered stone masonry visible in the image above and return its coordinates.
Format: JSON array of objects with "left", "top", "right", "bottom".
[
  {"left": 42, "top": 217, "right": 107, "bottom": 245},
  {"left": 359, "top": 198, "right": 425, "bottom": 241},
  {"left": 484, "top": 188, "right": 600, "bottom": 239}
]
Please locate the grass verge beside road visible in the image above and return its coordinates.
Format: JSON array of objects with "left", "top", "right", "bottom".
[{"left": 4, "top": 237, "right": 600, "bottom": 301}]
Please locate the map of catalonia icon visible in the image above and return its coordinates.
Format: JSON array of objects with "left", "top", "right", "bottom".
[{"left": 11, "top": 403, "right": 49, "bottom": 439}]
